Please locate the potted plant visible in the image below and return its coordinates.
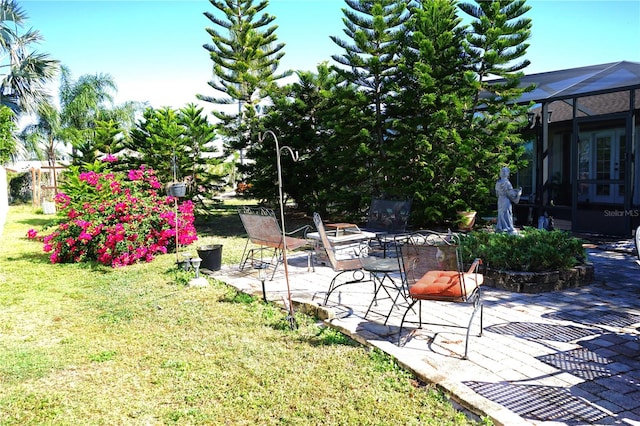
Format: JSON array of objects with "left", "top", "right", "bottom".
[{"left": 453, "top": 200, "right": 476, "bottom": 231}]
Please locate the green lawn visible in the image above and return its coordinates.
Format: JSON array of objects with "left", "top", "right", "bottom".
[{"left": 0, "top": 204, "right": 485, "bottom": 425}]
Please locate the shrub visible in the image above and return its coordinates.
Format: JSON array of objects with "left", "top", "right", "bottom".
[
  {"left": 27, "top": 161, "right": 197, "bottom": 267},
  {"left": 459, "top": 228, "right": 587, "bottom": 272}
]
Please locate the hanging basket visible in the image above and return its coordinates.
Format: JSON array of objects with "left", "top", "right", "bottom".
[{"left": 167, "top": 182, "right": 187, "bottom": 197}]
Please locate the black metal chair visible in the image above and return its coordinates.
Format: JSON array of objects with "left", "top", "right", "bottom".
[
  {"left": 313, "top": 212, "right": 401, "bottom": 319},
  {"left": 396, "top": 231, "right": 483, "bottom": 359},
  {"left": 361, "top": 198, "right": 413, "bottom": 257}
]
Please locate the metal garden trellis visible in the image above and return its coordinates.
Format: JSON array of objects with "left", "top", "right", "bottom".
[{"left": 259, "top": 130, "right": 299, "bottom": 329}]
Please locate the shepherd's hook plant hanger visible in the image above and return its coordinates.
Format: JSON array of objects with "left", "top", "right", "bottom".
[
  {"left": 259, "top": 130, "right": 299, "bottom": 329},
  {"left": 172, "top": 151, "right": 179, "bottom": 264}
]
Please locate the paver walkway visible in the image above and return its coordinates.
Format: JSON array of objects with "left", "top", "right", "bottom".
[{"left": 208, "top": 242, "right": 640, "bottom": 426}]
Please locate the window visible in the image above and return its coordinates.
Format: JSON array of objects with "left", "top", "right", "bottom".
[{"left": 515, "top": 138, "right": 535, "bottom": 202}]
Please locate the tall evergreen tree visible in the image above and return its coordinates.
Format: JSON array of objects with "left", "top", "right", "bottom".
[
  {"left": 198, "top": 0, "right": 290, "bottom": 174},
  {"left": 74, "top": 119, "right": 124, "bottom": 165},
  {"left": 179, "top": 103, "right": 224, "bottom": 200},
  {"left": 248, "top": 63, "right": 370, "bottom": 216},
  {"left": 124, "top": 105, "right": 223, "bottom": 201},
  {"left": 460, "top": 0, "right": 533, "bottom": 123},
  {"left": 389, "top": 0, "right": 475, "bottom": 223},
  {"left": 125, "top": 107, "right": 185, "bottom": 182},
  {"left": 245, "top": 69, "right": 327, "bottom": 209},
  {"left": 457, "top": 0, "right": 534, "bottom": 212},
  {"left": 331, "top": 0, "right": 409, "bottom": 195}
]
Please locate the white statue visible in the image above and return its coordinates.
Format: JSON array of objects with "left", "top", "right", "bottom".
[{"left": 495, "top": 167, "right": 522, "bottom": 234}]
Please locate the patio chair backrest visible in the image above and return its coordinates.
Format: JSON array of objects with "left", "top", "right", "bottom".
[
  {"left": 238, "top": 207, "right": 284, "bottom": 248},
  {"left": 397, "top": 231, "right": 459, "bottom": 287},
  {"left": 395, "top": 231, "right": 484, "bottom": 359},
  {"left": 365, "top": 198, "right": 412, "bottom": 233},
  {"left": 313, "top": 212, "right": 339, "bottom": 270}
]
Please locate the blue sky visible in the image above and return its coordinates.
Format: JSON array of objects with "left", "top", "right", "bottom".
[{"left": 18, "top": 0, "right": 640, "bottom": 112}]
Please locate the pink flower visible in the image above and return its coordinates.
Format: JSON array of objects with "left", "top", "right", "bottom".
[
  {"left": 110, "top": 181, "right": 121, "bottom": 194},
  {"left": 79, "top": 171, "right": 100, "bottom": 186},
  {"left": 26, "top": 229, "right": 38, "bottom": 239},
  {"left": 78, "top": 231, "right": 93, "bottom": 243},
  {"left": 74, "top": 219, "right": 88, "bottom": 227},
  {"left": 54, "top": 193, "right": 71, "bottom": 209}
]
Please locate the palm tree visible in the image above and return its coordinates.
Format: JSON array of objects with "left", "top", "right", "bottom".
[
  {"left": 0, "top": 0, "right": 58, "bottom": 115},
  {"left": 20, "top": 67, "right": 139, "bottom": 167},
  {"left": 58, "top": 66, "right": 117, "bottom": 148},
  {"left": 19, "top": 100, "right": 62, "bottom": 165}
]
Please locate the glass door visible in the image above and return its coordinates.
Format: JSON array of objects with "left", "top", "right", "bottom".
[
  {"left": 594, "top": 131, "right": 624, "bottom": 203},
  {"left": 577, "top": 129, "right": 625, "bottom": 204}
]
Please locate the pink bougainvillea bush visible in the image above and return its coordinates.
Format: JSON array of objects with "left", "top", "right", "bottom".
[{"left": 27, "top": 161, "right": 197, "bottom": 267}]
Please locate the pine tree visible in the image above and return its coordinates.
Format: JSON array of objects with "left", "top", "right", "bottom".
[
  {"left": 457, "top": 0, "right": 534, "bottom": 214},
  {"left": 123, "top": 105, "right": 223, "bottom": 202},
  {"left": 460, "top": 0, "right": 533, "bottom": 120},
  {"left": 250, "top": 64, "right": 372, "bottom": 216},
  {"left": 198, "top": 0, "right": 290, "bottom": 172},
  {"left": 179, "top": 103, "right": 225, "bottom": 200},
  {"left": 125, "top": 107, "right": 184, "bottom": 182},
  {"left": 331, "top": 0, "right": 410, "bottom": 195},
  {"left": 388, "top": 0, "right": 474, "bottom": 223},
  {"left": 70, "top": 119, "right": 124, "bottom": 166},
  {"left": 245, "top": 69, "right": 330, "bottom": 209}
]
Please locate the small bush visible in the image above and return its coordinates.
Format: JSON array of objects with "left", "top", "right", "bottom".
[{"left": 459, "top": 227, "right": 587, "bottom": 272}]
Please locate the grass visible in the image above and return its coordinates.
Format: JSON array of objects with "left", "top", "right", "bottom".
[{"left": 0, "top": 203, "right": 487, "bottom": 425}]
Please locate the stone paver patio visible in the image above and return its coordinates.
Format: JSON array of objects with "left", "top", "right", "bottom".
[{"left": 206, "top": 243, "right": 640, "bottom": 426}]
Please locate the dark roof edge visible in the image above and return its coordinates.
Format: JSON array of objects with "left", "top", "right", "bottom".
[{"left": 489, "top": 60, "right": 640, "bottom": 105}]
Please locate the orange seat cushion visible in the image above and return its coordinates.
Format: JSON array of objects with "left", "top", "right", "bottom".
[{"left": 410, "top": 270, "right": 483, "bottom": 299}]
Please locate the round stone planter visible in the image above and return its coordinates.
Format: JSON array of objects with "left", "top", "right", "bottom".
[{"left": 483, "top": 264, "right": 594, "bottom": 293}]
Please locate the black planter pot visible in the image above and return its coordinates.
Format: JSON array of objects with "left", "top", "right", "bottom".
[{"left": 197, "top": 244, "right": 222, "bottom": 271}]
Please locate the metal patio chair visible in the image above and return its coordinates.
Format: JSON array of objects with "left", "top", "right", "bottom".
[
  {"left": 396, "top": 231, "right": 484, "bottom": 359},
  {"left": 313, "top": 212, "right": 400, "bottom": 313},
  {"left": 361, "top": 198, "right": 412, "bottom": 257},
  {"left": 238, "top": 207, "right": 311, "bottom": 280}
]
